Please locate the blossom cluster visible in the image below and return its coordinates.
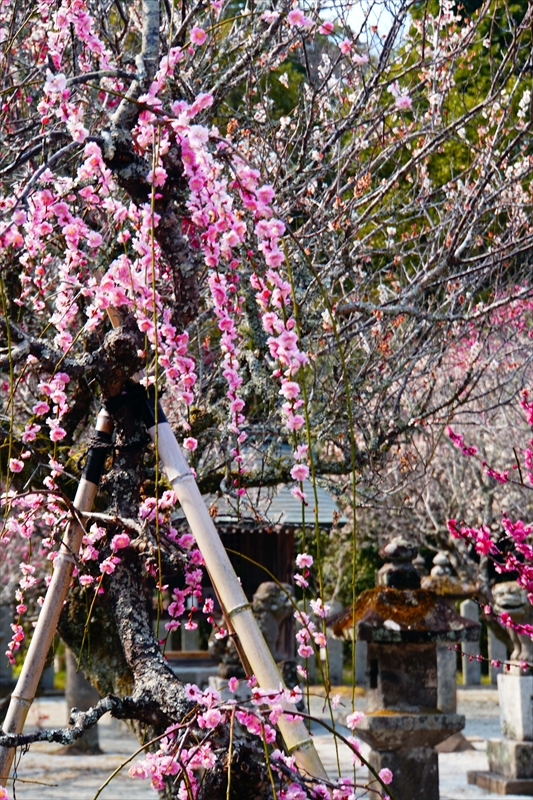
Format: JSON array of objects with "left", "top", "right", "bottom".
[
  {"left": 445, "top": 389, "right": 533, "bottom": 653},
  {"left": 127, "top": 678, "right": 385, "bottom": 799}
]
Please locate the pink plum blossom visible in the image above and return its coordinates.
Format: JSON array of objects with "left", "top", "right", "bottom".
[
  {"left": 395, "top": 94, "right": 412, "bottom": 111},
  {"left": 190, "top": 26, "right": 207, "bottom": 45},
  {"left": 296, "top": 552, "right": 313, "bottom": 569},
  {"left": 198, "top": 708, "right": 223, "bottom": 728},
  {"left": 339, "top": 38, "right": 352, "bottom": 54},
  {"left": 287, "top": 413, "right": 305, "bottom": 431},
  {"left": 291, "top": 487, "right": 307, "bottom": 502},
  {"left": 256, "top": 184, "right": 275, "bottom": 204},
  {"left": 346, "top": 710, "right": 365, "bottom": 729},
  {"left": 48, "top": 423, "right": 66, "bottom": 441},
  {"left": 147, "top": 166, "right": 168, "bottom": 187},
  {"left": 291, "top": 463, "right": 309, "bottom": 481},
  {"left": 379, "top": 768, "right": 393, "bottom": 784},
  {"left": 280, "top": 381, "right": 300, "bottom": 399},
  {"left": 310, "top": 598, "right": 328, "bottom": 617},
  {"left": 44, "top": 70, "right": 67, "bottom": 95},
  {"left": 188, "top": 124, "right": 209, "bottom": 148},
  {"left": 293, "top": 444, "right": 308, "bottom": 461},
  {"left": 100, "top": 556, "right": 120, "bottom": 574},
  {"left": 287, "top": 8, "right": 307, "bottom": 26},
  {"left": 285, "top": 783, "right": 307, "bottom": 799},
  {"left": 86, "top": 231, "right": 102, "bottom": 248},
  {"left": 262, "top": 10, "right": 280, "bottom": 22},
  {"left": 111, "top": 532, "right": 130, "bottom": 551}
]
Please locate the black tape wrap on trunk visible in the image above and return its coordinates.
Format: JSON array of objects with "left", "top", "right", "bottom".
[
  {"left": 138, "top": 386, "right": 168, "bottom": 430},
  {"left": 105, "top": 382, "right": 168, "bottom": 430},
  {"left": 82, "top": 428, "right": 113, "bottom": 485}
]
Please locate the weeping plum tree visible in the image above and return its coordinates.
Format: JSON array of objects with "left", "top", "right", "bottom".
[{"left": 1, "top": 0, "right": 533, "bottom": 795}]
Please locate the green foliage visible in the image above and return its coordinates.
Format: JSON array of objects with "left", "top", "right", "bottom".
[
  {"left": 338, "top": 542, "right": 381, "bottom": 606},
  {"left": 300, "top": 528, "right": 380, "bottom": 606}
]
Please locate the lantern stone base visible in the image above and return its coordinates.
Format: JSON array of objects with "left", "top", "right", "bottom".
[
  {"left": 498, "top": 674, "right": 533, "bottom": 741},
  {"left": 467, "top": 770, "right": 533, "bottom": 795},
  {"left": 368, "top": 747, "right": 438, "bottom": 800},
  {"left": 487, "top": 738, "right": 533, "bottom": 779},
  {"left": 355, "top": 712, "right": 465, "bottom": 750},
  {"left": 355, "top": 713, "right": 465, "bottom": 800},
  {"left": 467, "top": 678, "right": 533, "bottom": 794},
  {"left": 468, "top": 738, "right": 533, "bottom": 795}
]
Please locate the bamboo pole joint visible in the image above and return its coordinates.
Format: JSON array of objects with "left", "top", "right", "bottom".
[
  {"left": 54, "top": 552, "right": 77, "bottom": 566},
  {"left": 10, "top": 695, "right": 32, "bottom": 708},
  {"left": 227, "top": 602, "right": 252, "bottom": 619},
  {"left": 287, "top": 738, "right": 314, "bottom": 753}
]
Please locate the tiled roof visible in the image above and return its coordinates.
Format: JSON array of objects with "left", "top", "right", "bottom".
[
  {"left": 175, "top": 480, "right": 346, "bottom": 530},
  {"left": 175, "top": 443, "right": 347, "bottom": 529}
]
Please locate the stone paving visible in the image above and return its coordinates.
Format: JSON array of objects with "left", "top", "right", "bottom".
[{"left": 4, "top": 686, "right": 529, "bottom": 799}]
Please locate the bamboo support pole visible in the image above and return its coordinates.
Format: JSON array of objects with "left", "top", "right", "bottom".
[
  {"left": 110, "top": 306, "right": 326, "bottom": 779},
  {"left": 142, "top": 402, "right": 329, "bottom": 781},
  {"left": 0, "top": 409, "right": 113, "bottom": 787}
]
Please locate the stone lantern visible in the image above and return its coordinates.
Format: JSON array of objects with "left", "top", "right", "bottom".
[
  {"left": 333, "top": 537, "right": 480, "bottom": 800},
  {"left": 468, "top": 580, "right": 533, "bottom": 794}
]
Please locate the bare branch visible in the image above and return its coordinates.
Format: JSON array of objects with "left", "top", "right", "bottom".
[{"left": 0, "top": 696, "right": 125, "bottom": 748}]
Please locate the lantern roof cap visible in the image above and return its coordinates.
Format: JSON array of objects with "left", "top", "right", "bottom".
[{"left": 327, "top": 587, "right": 480, "bottom": 643}]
